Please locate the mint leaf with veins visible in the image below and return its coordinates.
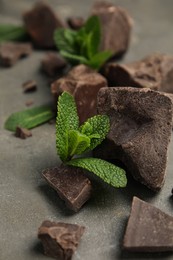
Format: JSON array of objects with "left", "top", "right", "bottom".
[{"left": 68, "top": 130, "right": 90, "bottom": 157}]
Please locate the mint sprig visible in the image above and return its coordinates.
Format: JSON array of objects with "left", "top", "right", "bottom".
[
  {"left": 54, "top": 16, "right": 112, "bottom": 70},
  {"left": 0, "top": 24, "right": 28, "bottom": 42},
  {"left": 56, "top": 92, "right": 127, "bottom": 188}
]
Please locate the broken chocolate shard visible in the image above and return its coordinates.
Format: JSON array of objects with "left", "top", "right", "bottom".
[
  {"left": 25, "top": 99, "right": 34, "bottom": 107},
  {"left": 105, "top": 53, "right": 173, "bottom": 93},
  {"left": 0, "top": 42, "right": 32, "bottom": 67},
  {"left": 91, "top": 1, "right": 133, "bottom": 57},
  {"left": 23, "top": 2, "right": 65, "bottom": 48},
  {"left": 41, "top": 52, "right": 67, "bottom": 77},
  {"left": 42, "top": 165, "right": 92, "bottom": 212},
  {"left": 95, "top": 87, "right": 173, "bottom": 191},
  {"left": 38, "top": 220, "right": 85, "bottom": 260},
  {"left": 22, "top": 80, "right": 37, "bottom": 93},
  {"left": 51, "top": 64, "right": 108, "bottom": 123},
  {"left": 15, "top": 126, "right": 32, "bottom": 139},
  {"left": 67, "top": 17, "right": 85, "bottom": 30},
  {"left": 123, "top": 197, "right": 173, "bottom": 252}
]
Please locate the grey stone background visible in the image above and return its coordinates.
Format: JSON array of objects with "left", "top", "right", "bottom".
[{"left": 1, "top": 1, "right": 173, "bottom": 260}]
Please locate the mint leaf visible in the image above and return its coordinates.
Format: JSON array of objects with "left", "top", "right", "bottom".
[
  {"left": 68, "top": 130, "right": 90, "bottom": 157},
  {"left": 0, "top": 24, "right": 27, "bottom": 42},
  {"left": 54, "top": 28, "right": 76, "bottom": 54},
  {"left": 60, "top": 50, "right": 88, "bottom": 65},
  {"left": 87, "top": 51, "right": 112, "bottom": 70},
  {"left": 56, "top": 92, "right": 79, "bottom": 162},
  {"left": 67, "top": 158, "right": 127, "bottom": 188},
  {"left": 4, "top": 105, "right": 54, "bottom": 131},
  {"left": 80, "top": 122, "right": 93, "bottom": 135},
  {"left": 80, "top": 115, "right": 110, "bottom": 151}
]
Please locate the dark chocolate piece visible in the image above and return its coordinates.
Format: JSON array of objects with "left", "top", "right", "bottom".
[
  {"left": 15, "top": 126, "right": 32, "bottom": 139},
  {"left": 67, "top": 17, "right": 85, "bottom": 30},
  {"left": 25, "top": 99, "right": 34, "bottom": 106},
  {"left": 0, "top": 42, "right": 32, "bottom": 67},
  {"left": 41, "top": 52, "right": 67, "bottom": 77},
  {"left": 95, "top": 87, "right": 173, "bottom": 191},
  {"left": 51, "top": 64, "right": 108, "bottom": 123},
  {"left": 105, "top": 53, "right": 173, "bottom": 93},
  {"left": 38, "top": 220, "right": 85, "bottom": 260},
  {"left": 123, "top": 197, "right": 173, "bottom": 252},
  {"left": 22, "top": 80, "right": 37, "bottom": 93},
  {"left": 23, "top": 2, "right": 65, "bottom": 48},
  {"left": 92, "top": 1, "right": 133, "bottom": 57},
  {"left": 42, "top": 165, "right": 92, "bottom": 212}
]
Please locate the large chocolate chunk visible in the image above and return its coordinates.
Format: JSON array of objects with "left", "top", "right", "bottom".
[
  {"left": 105, "top": 53, "right": 173, "bottom": 93},
  {"left": 42, "top": 165, "right": 92, "bottom": 212},
  {"left": 23, "top": 2, "right": 65, "bottom": 48},
  {"left": 38, "top": 220, "right": 85, "bottom": 259},
  {"left": 92, "top": 1, "right": 133, "bottom": 57},
  {"left": 51, "top": 64, "right": 108, "bottom": 123},
  {"left": 0, "top": 42, "right": 32, "bottom": 67},
  {"left": 123, "top": 197, "right": 173, "bottom": 252},
  {"left": 41, "top": 52, "right": 67, "bottom": 77},
  {"left": 95, "top": 87, "right": 173, "bottom": 191}
]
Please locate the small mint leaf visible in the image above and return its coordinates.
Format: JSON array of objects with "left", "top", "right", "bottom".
[
  {"left": 4, "top": 105, "right": 54, "bottom": 132},
  {"left": 56, "top": 92, "right": 79, "bottom": 162},
  {"left": 68, "top": 130, "right": 90, "bottom": 157},
  {"left": 67, "top": 158, "right": 127, "bottom": 188},
  {"left": 87, "top": 50, "right": 112, "bottom": 70},
  {"left": 80, "top": 115, "right": 110, "bottom": 151},
  {"left": 60, "top": 50, "right": 88, "bottom": 65},
  {"left": 0, "top": 24, "right": 27, "bottom": 42},
  {"left": 79, "top": 122, "right": 93, "bottom": 135},
  {"left": 54, "top": 28, "right": 76, "bottom": 53}
]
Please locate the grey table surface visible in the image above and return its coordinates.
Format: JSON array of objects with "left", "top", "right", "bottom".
[{"left": 1, "top": 0, "right": 173, "bottom": 259}]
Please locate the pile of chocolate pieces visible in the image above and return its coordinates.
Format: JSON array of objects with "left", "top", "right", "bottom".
[{"left": 2, "top": 1, "right": 173, "bottom": 259}]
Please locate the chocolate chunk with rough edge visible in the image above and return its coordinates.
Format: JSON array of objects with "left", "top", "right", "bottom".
[
  {"left": 95, "top": 87, "right": 173, "bottom": 191},
  {"left": 15, "top": 126, "right": 32, "bottom": 139},
  {"left": 67, "top": 17, "right": 85, "bottom": 30},
  {"left": 0, "top": 42, "right": 32, "bottom": 67},
  {"left": 91, "top": 1, "right": 133, "bottom": 58},
  {"left": 23, "top": 2, "right": 65, "bottom": 48},
  {"left": 38, "top": 220, "right": 85, "bottom": 259},
  {"left": 105, "top": 53, "right": 173, "bottom": 93},
  {"left": 51, "top": 64, "right": 108, "bottom": 124},
  {"left": 41, "top": 52, "right": 67, "bottom": 77},
  {"left": 123, "top": 197, "right": 173, "bottom": 252},
  {"left": 42, "top": 165, "right": 92, "bottom": 212},
  {"left": 22, "top": 80, "right": 37, "bottom": 93}
]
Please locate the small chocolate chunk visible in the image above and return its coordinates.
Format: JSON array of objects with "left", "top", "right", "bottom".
[
  {"left": 123, "top": 197, "right": 173, "bottom": 252},
  {"left": 23, "top": 2, "right": 65, "bottom": 48},
  {"left": 25, "top": 99, "right": 34, "bottom": 106},
  {"left": 41, "top": 52, "right": 67, "bottom": 77},
  {"left": 42, "top": 165, "right": 92, "bottom": 212},
  {"left": 38, "top": 220, "right": 85, "bottom": 260},
  {"left": 67, "top": 17, "right": 85, "bottom": 30},
  {"left": 22, "top": 80, "right": 37, "bottom": 93},
  {"left": 15, "top": 126, "right": 32, "bottom": 139},
  {"left": 91, "top": 1, "right": 133, "bottom": 57},
  {"left": 95, "top": 87, "right": 173, "bottom": 191},
  {"left": 51, "top": 64, "right": 108, "bottom": 123},
  {"left": 0, "top": 42, "right": 32, "bottom": 67},
  {"left": 105, "top": 53, "right": 173, "bottom": 93}
]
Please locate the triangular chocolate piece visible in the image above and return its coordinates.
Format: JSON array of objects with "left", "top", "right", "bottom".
[
  {"left": 95, "top": 87, "right": 173, "bottom": 190},
  {"left": 123, "top": 197, "right": 173, "bottom": 252}
]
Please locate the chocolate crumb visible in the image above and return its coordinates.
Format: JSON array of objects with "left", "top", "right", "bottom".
[
  {"left": 67, "top": 17, "right": 85, "bottom": 30},
  {"left": 22, "top": 80, "right": 37, "bottom": 93},
  {"left": 25, "top": 100, "right": 34, "bottom": 106},
  {"left": 15, "top": 126, "right": 32, "bottom": 139}
]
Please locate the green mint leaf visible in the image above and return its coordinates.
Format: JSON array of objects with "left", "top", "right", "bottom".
[
  {"left": 68, "top": 130, "right": 90, "bottom": 157},
  {"left": 60, "top": 50, "right": 89, "bottom": 65},
  {"left": 80, "top": 122, "right": 93, "bottom": 135},
  {"left": 67, "top": 158, "right": 127, "bottom": 188},
  {"left": 0, "top": 24, "right": 27, "bottom": 42},
  {"left": 54, "top": 28, "right": 77, "bottom": 54},
  {"left": 4, "top": 105, "right": 54, "bottom": 131},
  {"left": 80, "top": 115, "right": 110, "bottom": 151},
  {"left": 86, "top": 51, "right": 112, "bottom": 70},
  {"left": 56, "top": 92, "right": 79, "bottom": 162}
]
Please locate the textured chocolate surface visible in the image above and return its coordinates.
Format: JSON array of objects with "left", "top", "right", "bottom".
[
  {"left": 105, "top": 53, "right": 173, "bottom": 93},
  {"left": 23, "top": 2, "right": 65, "bottom": 48},
  {"left": 51, "top": 64, "right": 108, "bottom": 123},
  {"left": 38, "top": 220, "right": 85, "bottom": 259},
  {"left": 92, "top": 1, "right": 133, "bottom": 57},
  {"left": 15, "top": 126, "right": 32, "bottom": 139},
  {"left": 95, "top": 87, "right": 173, "bottom": 191},
  {"left": 41, "top": 52, "right": 67, "bottom": 77},
  {"left": 123, "top": 197, "right": 173, "bottom": 252},
  {"left": 0, "top": 42, "right": 32, "bottom": 67},
  {"left": 22, "top": 80, "right": 37, "bottom": 93},
  {"left": 42, "top": 165, "right": 92, "bottom": 212}
]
